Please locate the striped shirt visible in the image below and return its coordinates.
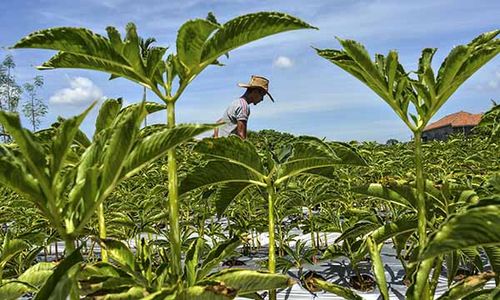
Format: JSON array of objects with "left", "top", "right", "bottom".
[{"left": 218, "top": 98, "right": 250, "bottom": 137}]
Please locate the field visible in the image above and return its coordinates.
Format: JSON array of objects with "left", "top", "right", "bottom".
[{"left": 0, "top": 11, "right": 499, "bottom": 300}]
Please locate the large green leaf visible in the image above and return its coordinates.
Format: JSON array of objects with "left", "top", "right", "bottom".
[
  {"left": 0, "top": 150, "right": 41, "bottom": 202},
  {"left": 185, "top": 238, "right": 205, "bottom": 286},
  {"left": 122, "top": 124, "right": 218, "bottom": 179},
  {"left": 198, "top": 237, "right": 240, "bottom": 280},
  {"left": 214, "top": 182, "right": 252, "bottom": 216},
  {"left": 435, "top": 30, "right": 499, "bottom": 110},
  {"left": 367, "top": 237, "right": 389, "bottom": 300},
  {"left": 207, "top": 269, "right": 294, "bottom": 294},
  {"left": 484, "top": 246, "right": 500, "bottom": 284},
  {"left": 194, "top": 137, "right": 265, "bottom": 175},
  {"left": 13, "top": 24, "right": 167, "bottom": 89},
  {"left": 436, "top": 272, "right": 496, "bottom": 300},
  {"left": 277, "top": 139, "right": 360, "bottom": 183},
  {"left": 176, "top": 285, "right": 233, "bottom": 300},
  {"left": 176, "top": 19, "right": 219, "bottom": 73},
  {"left": 34, "top": 247, "right": 83, "bottom": 300},
  {"left": 0, "top": 112, "right": 48, "bottom": 183},
  {"left": 179, "top": 161, "right": 265, "bottom": 195},
  {"left": 200, "top": 12, "right": 316, "bottom": 66},
  {"left": 100, "top": 239, "right": 135, "bottom": 273},
  {"left": 50, "top": 103, "right": 95, "bottom": 184},
  {"left": 0, "top": 239, "right": 29, "bottom": 269},
  {"left": 306, "top": 278, "right": 362, "bottom": 300},
  {"left": 100, "top": 102, "right": 144, "bottom": 192},
  {"left": 0, "top": 281, "right": 36, "bottom": 300},
  {"left": 420, "top": 200, "right": 500, "bottom": 260},
  {"left": 95, "top": 98, "right": 123, "bottom": 135},
  {"left": 352, "top": 183, "right": 415, "bottom": 209}
]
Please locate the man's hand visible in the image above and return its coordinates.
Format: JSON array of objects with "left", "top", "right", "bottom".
[
  {"left": 213, "top": 119, "right": 224, "bottom": 138},
  {"left": 237, "top": 120, "right": 247, "bottom": 139}
]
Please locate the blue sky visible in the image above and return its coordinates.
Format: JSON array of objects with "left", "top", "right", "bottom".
[{"left": 1, "top": 0, "right": 499, "bottom": 142}]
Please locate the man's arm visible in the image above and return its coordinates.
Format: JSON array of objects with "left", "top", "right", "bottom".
[{"left": 237, "top": 120, "right": 247, "bottom": 139}]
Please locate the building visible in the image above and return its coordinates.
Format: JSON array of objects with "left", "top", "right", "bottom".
[{"left": 422, "top": 111, "right": 482, "bottom": 141}]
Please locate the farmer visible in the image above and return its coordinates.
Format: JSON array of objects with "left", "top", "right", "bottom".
[{"left": 213, "top": 75, "right": 275, "bottom": 139}]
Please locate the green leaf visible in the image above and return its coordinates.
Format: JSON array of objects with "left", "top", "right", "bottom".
[
  {"left": 198, "top": 237, "right": 240, "bottom": 280},
  {"left": 177, "top": 285, "right": 234, "bottom": 300},
  {"left": 277, "top": 140, "right": 357, "bottom": 183},
  {"left": 194, "top": 137, "right": 265, "bottom": 175},
  {"left": 483, "top": 246, "right": 500, "bottom": 284},
  {"left": 179, "top": 161, "right": 264, "bottom": 195},
  {"left": 13, "top": 25, "right": 167, "bottom": 89},
  {"left": 122, "top": 124, "right": 218, "bottom": 179},
  {"left": 100, "top": 102, "right": 144, "bottom": 192},
  {"left": 0, "top": 149, "right": 41, "bottom": 201},
  {"left": 420, "top": 200, "right": 500, "bottom": 260},
  {"left": 34, "top": 247, "right": 83, "bottom": 300},
  {"left": 306, "top": 277, "right": 362, "bottom": 300},
  {"left": 367, "top": 237, "right": 389, "bottom": 300},
  {"left": 446, "top": 251, "right": 460, "bottom": 286},
  {"left": 214, "top": 182, "right": 252, "bottom": 216},
  {"left": 18, "top": 262, "right": 54, "bottom": 287},
  {"left": 200, "top": 12, "right": 316, "bottom": 66},
  {"left": 352, "top": 183, "right": 415, "bottom": 209},
  {"left": 436, "top": 272, "right": 496, "bottom": 300},
  {"left": 0, "top": 112, "right": 47, "bottom": 180},
  {"left": 207, "top": 269, "right": 294, "bottom": 294},
  {"left": 0, "top": 281, "right": 36, "bottom": 300},
  {"left": 95, "top": 98, "right": 123, "bottom": 135},
  {"left": 100, "top": 239, "right": 135, "bottom": 273},
  {"left": 185, "top": 238, "right": 205, "bottom": 286},
  {"left": 434, "top": 30, "right": 499, "bottom": 111},
  {"left": 177, "top": 19, "right": 219, "bottom": 73},
  {"left": 0, "top": 239, "right": 29, "bottom": 268},
  {"left": 50, "top": 103, "right": 95, "bottom": 183}
]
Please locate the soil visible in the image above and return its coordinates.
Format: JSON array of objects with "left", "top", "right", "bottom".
[
  {"left": 221, "top": 258, "right": 246, "bottom": 267},
  {"left": 349, "top": 274, "right": 376, "bottom": 292},
  {"left": 302, "top": 270, "right": 327, "bottom": 293}
]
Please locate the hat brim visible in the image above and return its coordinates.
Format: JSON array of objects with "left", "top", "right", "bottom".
[{"left": 238, "top": 83, "right": 275, "bottom": 102}]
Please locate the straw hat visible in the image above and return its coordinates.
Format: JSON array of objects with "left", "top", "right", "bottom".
[{"left": 238, "top": 75, "right": 275, "bottom": 102}]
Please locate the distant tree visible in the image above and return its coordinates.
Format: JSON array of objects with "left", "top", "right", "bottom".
[
  {"left": 22, "top": 76, "right": 48, "bottom": 131},
  {"left": 386, "top": 138, "right": 399, "bottom": 145},
  {"left": 0, "top": 54, "right": 23, "bottom": 141}
]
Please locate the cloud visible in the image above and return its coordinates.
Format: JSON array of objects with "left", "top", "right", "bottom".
[
  {"left": 475, "top": 68, "right": 500, "bottom": 91},
  {"left": 49, "top": 77, "right": 105, "bottom": 105},
  {"left": 273, "top": 56, "right": 294, "bottom": 69}
]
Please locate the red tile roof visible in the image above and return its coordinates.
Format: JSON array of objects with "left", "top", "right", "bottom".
[{"left": 424, "top": 111, "right": 483, "bottom": 131}]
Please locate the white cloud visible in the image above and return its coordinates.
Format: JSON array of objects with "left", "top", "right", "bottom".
[
  {"left": 273, "top": 56, "right": 294, "bottom": 69},
  {"left": 50, "top": 77, "right": 105, "bottom": 106},
  {"left": 475, "top": 69, "right": 500, "bottom": 91}
]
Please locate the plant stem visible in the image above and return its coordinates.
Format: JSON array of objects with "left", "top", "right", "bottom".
[
  {"left": 166, "top": 101, "right": 181, "bottom": 278},
  {"left": 97, "top": 203, "right": 108, "bottom": 262},
  {"left": 414, "top": 131, "right": 427, "bottom": 248},
  {"left": 64, "top": 237, "right": 75, "bottom": 255},
  {"left": 267, "top": 182, "right": 277, "bottom": 300},
  {"left": 308, "top": 207, "right": 316, "bottom": 251}
]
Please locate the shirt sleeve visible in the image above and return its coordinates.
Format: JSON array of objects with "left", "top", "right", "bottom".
[{"left": 235, "top": 99, "right": 250, "bottom": 121}]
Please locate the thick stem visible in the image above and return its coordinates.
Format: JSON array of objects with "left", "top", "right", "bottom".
[
  {"left": 412, "top": 130, "right": 432, "bottom": 300},
  {"left": 143, "top": 86, "right": 148, "bottom": 127},
  {"left": 64, "top": 237, "right": 75, "bottom": 255},
  {"left": 267, "top": 183, "right": 277, "bottom": 300},
  {"left": 166, "top": 101, "right": 182, "bottom": 278},
  {"left": 97, "top": 203, "right": 108, "bottom": 262},
  {"left": 414, "top": 131, "right": 427, "bottom": 248}
]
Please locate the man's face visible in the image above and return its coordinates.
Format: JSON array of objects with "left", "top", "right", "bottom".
[{"left": 252, "top": 88, "right": 266, "bottom": 105}]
